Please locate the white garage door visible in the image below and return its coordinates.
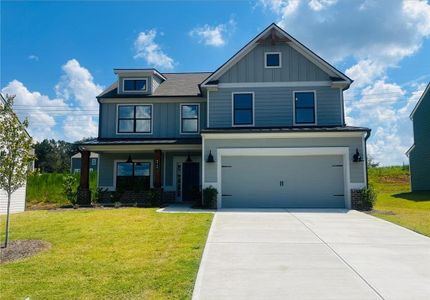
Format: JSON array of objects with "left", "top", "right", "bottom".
[{"left": 221, "top": 155, "right": 345, "bottom": 208}]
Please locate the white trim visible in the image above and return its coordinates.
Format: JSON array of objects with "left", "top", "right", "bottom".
[
  {"left": 201, "top": 24, "right": 351, "bottom": 87},
  {"left": 264, "top": 51, "right": 282, "bottom": 69},
  {"left": 292, "top": 90, "right": 317, "bottom": 126},
  {"left": 113, "top": 159, "right": 154, "bottom": 190},
  {"left": 202, "top": 135, "right": 206, "bottom": 185},
  {"left": 216, "top": 147, "right": 351, "bottom": 209},
  {"left": 207, "top": 90, "right": 210, "bottom": 128},
  {"left": 201, "top": 131, "right": 367, "bottom": 140},
  {"left": 100, "top": 97, "right": 206, "bottom": 104},
  {"left": 339, "top": 87, "right": 345, "bottom": 125},
  {"left": 180, "top": 103, "right": 200, "bottom": 134},
  {"left": 116, "top": 104, "right": 153, "bottom": 135},
  {"left": 405, "top": 144, "right": 415, "bottom": 157},
  {"left": 410, "top": 82, "right": 430, "bottom": 119},
  {"left": 96, "top": 154, "right": 101, "bottom": 189},
  {"left": 114, "top": 69, "right": 167, "bottom": 81},
  {"left": 218, "top": 81, "right": 331, "bottom": 88},
  {"left": 121, "top": 78, "right": 148, "bottom": 93},
  {"left": 362, "top": 135, "right": 367, "bottom": 187},
  {"left": 231, "top": 92, "right": 255, "bottom": 127}
]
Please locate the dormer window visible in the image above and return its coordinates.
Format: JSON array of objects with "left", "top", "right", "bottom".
[
  {"left": 123, "top": 78, "right": 147, "bottom": 92},
  {"left": 265, "top": 52, "right": 281, "bottom": 68}
]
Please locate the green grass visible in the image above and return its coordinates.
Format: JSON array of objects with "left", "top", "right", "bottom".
[
  {"left": 26, "top": 172, "right": 97, "bottom": 205},
  {"left": 369, "top": 166, "right": 430, "bottom": 237},
  {"left": 0, "top": 208, "right": 213, "bottom": 299}
]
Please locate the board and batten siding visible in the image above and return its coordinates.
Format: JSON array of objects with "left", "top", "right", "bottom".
[
  {"left": 99, "top": 101, "right": 206, "bottom": 139},
  {"left": 218, "top": 43, "right": 330, "bottom": 83},
  {"left": 410, "top": 90, "right": 430, "bottom": 191},
  {"left": 209, "top": 86, "right": 342, "bottom": 128},
  {"left": 0, "top": 185, "right": 26, "bottom": 214},
  {"left": 203, "top": 136, "right": 365, "bottom": 184}
]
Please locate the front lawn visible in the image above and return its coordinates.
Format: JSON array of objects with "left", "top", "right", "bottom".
[
  {"left": 0, "top": 208, "right": 213, "bottom": 299},
  {"left": 369, "top": 166, "right": 430, "bottom": 237}
]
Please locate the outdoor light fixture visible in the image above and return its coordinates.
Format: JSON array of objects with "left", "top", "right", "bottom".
[
  {"left": 207, "top": 150, "right": 215, "bottom": 163},
  {"left": 186, "top": 154, "right": 193, "bottom": 163},
  {"left": 126, "top": 155, "right": 133, "bottom": 164},
  {"left": 352, "top": 148, "right": 363, "bottom": 162}
]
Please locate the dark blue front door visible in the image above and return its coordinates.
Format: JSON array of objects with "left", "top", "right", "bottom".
[{"left": 182, "top": 162, "right": 199, "bottom": 202}]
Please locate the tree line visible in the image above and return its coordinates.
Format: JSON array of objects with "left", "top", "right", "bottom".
[{"left": 34, "top": 138, "right": 93, "bottom": 173}]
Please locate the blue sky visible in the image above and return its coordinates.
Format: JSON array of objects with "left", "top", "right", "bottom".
[{"left": 1, "top": 0, "right": 430, "bottom": 166}]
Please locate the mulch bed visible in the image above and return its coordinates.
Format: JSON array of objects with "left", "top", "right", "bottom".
[{"left": 0, "top": 240, "right": 51, "bottom": 264}]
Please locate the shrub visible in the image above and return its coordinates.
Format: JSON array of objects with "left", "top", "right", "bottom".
[
  {"left": 146, "top": 189, "right": 161, "bottom": 207},
  {"left": 202, "top": 186, "right": 218, "bottom": 209},
  {"left": 62, "top": 175, "right": 77, "bottom": 206},
  {"left": 358, "top": 185, "right": 377, "bottom": 210}
]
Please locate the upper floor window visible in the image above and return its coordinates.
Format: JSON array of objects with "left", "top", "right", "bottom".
[
  {"left": 117, "top": 105, "right": 152, "bottom": 133},
  {"left": 294, "top": 91, "right": 316, "bottom": 125},
  {"left": 233, "top": 93, "right": 254, "bottom": 126},
  {"left": 123, "top": 78, "right": 147, "bottom": 92},
  {"left": 181, "top": 104, "right": 199, "bottom": 133},
  {"left": 265, "top": 52, "right": 281, "bottom": 68}
]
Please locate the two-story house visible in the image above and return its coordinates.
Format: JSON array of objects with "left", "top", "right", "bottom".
[
  {"left": 78, "top": 23, "right": 371, "bottom": 209},
  {"left": 406, "top": 82, "right": 430, "bottom": 191}
]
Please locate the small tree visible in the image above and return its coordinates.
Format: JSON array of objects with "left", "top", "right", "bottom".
[
  {"left": 0, "top": 95, "right": 34, "bottom": 248},
  {"left": 62, "top": 174, "right": 78, "bottom": 207}
]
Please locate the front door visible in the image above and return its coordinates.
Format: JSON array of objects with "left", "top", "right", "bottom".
[{"left": 182, "top": 162, "right": 199, "bottom": 202}]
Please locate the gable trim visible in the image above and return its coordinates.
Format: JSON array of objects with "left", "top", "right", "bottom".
[
  {"left": 410, "top": 82, "right": 430, "bottom": 119},
  {"left": 201, "top": 23, "right": 352, "bottom": 87}
]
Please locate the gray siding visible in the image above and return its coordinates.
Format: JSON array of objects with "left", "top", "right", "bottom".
[
  {"left": 99, "top": 100, "right": 206, "bottom": 138},
  {"left": 219, "top": 43, "right": 330, "bottom": 83},
  {"left": 71, "top": 158, "right": 98, "bottom": 173},
  {"left": 209, "top": 86, "right": 342, "bottom": 128},
  {"left": 410, "top": 91, "right": 430, "bottom": 191},
  {"left": 203, "top": 136, "right": 365, "bottom": 184}
]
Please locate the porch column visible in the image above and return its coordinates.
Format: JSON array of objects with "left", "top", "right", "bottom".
[
  {"left": 77, "top": 150, "right": 91, "bottom": 205},
  {"left": 154, "top": 149, "right": 162, "bottom": 189}
]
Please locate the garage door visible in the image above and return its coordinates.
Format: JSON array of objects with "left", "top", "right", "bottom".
[{"left": 221, "top": 155, "right": 345, "bottom": 208}]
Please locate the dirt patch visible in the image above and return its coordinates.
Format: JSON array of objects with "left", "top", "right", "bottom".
[
  {"left": 369, "top": 210, "right": 396, "bottom": 216},
  {"left": 377, "top": 175, "right": 409, "bottom": 184},
  {"left": 0, "top": 240, "right": 51, "bottom": 264}
]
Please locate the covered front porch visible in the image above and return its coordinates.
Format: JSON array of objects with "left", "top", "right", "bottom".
[{"left": 77, "top": 139, "right": 202, "bottom": 205}]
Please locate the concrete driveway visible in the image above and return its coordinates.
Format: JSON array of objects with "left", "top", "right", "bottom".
[{"left": 192, "top": 210, "right": 430, "bottom": 300}]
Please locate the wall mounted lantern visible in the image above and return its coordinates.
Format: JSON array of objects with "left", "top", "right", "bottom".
[
  {"left": 126, "top": 154, "right": 133, "bottom": 164},
  {"left": 186, "top": 154, "right": 193, "bottom": 163},
  {"left": 352, "top": 148, "right": 363, "bottom": 162},
  {"left": 207, "top": 150, "right": 215, "bottom": 163}
]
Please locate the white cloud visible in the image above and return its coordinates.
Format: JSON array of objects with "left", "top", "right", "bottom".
[
  {"left": 189, "top": 18, "right": 236, "bottom": 47},
  {"left": 1, "top": 80, "right": 66, "bottom": 141},
  {"left": 55, "top": 59, "right": 103, "bottom": 109},
  {"left": 134, "top": 29, "right": 175, "bottom": 70},
  {"left": 28, "top": 54, "right": 39, "bottom": 61},
  {"left": 1, "top": 59, "right": 102, "bottom": 142},
  {"left": 308, "top": 0, "right": 337, "bottom": 11}
]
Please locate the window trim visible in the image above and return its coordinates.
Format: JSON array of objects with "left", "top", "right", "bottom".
[
  {"left": 264, "top": 52, "right": 282, "bottom": 69},
  {"left": 113, "top": 159, "right": 153, "bottom": 190},
  {"left": 293, "top": 90, "right": 317, "bottom": 126},
  {"left": 122, "top": 78, "right": 148, "bottom": 93},
  {"left": 231, "top": 92, "right": 255, "bottom": 127},
  {"left": 116, "top": 104, "right": 153, "bottom": 135},
  {"left": 180, "top": 103, "right": 200, "bottom": 134}
]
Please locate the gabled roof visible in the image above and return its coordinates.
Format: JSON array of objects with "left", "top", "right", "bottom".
[
  {"left": 201, "top": 23, "right": 352, "bottom": 87},
  {"left": 410, "top": 82, "right": 430, "bottom": 119},
  {"left": 98, "top": 72, "right": 211, "bottom": 98}
]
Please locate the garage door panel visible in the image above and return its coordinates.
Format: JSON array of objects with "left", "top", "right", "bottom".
[{"left": 221, "top": 155, "right": 345, "bottom": 208}]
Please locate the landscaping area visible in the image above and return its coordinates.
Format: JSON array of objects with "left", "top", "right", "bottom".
[
  {"left": 0, "top": 209, "right": 213, "bottom": 299},
  {"left": 369, "top": 166, "right": 430, "bottom": 237}
]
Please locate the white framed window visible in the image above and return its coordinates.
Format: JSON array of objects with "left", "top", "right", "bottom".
[
  {"left": 117, "top": 104, "right": 153, "bottom": 134},
  {"left": 232, "top": 92, "right": 255, "bottom": 127},
  {"left": 180, "top": 104, "right": 200, "bottom": 134},
  {"left": 264, "top": 52, "right": 282, "bottom": 68},
  {"left": 122, "top": 78, "right": 148, "bottom": 92},
  {"left": 293, "top": 91, "right": 317, "bottom": 126}
]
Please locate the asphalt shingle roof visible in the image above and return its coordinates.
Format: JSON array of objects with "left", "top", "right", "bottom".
[{"left": 98, "top": 72, "right": 212, "bottom": 98}]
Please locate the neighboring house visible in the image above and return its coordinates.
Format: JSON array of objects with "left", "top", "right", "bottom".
[
  {"left": 0, "top": 93, "right": 32, "bottom": 214},
  {"left": 79, "top": 23, "right": 370, "bottom": 209},
  {"left": 70, "top": 152, "right": 99, "bottom": 173},
  {"left": 406, "top": 82, "right": 430, "bottom": 191}
]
